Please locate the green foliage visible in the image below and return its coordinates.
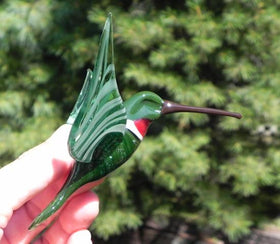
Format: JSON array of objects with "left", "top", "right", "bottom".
[
  {"left": 93, "top": 209, "right": 142, "bottom": 240},
  {"left": 1, "top": 0, "right": 280, "bottom": 242}
]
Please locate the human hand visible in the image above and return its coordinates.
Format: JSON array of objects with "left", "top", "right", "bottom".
[{"left": 0, "top": 124, "right": 101, "bottom": 244}]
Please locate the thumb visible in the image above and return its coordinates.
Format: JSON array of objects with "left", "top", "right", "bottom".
[{"left": 67, "top": 230, "right": 93, "bottom": 244}]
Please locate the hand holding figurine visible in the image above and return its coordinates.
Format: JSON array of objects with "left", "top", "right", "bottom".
[
  {"left": 0, "top": 125, "right": 101, "bottom": 244},
  {"left": 0, "top": 14, "right": 241, "bottom": 242}
]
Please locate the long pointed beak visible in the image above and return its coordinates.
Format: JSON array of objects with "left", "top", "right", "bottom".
[{"left": 161, "top": 100, "right": 242, "bottom": 119}]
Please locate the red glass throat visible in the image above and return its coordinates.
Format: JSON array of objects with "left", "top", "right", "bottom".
[{"left": 134, "top": 119, "right": 151, "bottom": 137}]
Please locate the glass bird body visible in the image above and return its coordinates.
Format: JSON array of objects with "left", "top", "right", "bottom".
[{"left": 29, "top": 14, "right": 241, "bottom": 229}]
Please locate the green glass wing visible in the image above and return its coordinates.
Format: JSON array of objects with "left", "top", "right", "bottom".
[{"left": 67, "top": 14, "right": 127, "bottom": 163}]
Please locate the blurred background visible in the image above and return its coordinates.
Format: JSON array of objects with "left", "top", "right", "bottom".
[{"left": 1, "top": 0, "right": 280, "bottom": 243}]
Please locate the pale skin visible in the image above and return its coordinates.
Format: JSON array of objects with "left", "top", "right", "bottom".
[{"left": 0, "top": 124, "right": 103, "bottom": 244}]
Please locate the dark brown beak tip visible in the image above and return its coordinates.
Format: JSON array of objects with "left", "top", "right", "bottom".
[{"left": 236, "top": 113, "right": 242, "bottom": 119}]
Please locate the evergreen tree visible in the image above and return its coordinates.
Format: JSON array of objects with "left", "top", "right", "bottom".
[{"left": 1, "top": 0, "right": 280, "bottom": 242}]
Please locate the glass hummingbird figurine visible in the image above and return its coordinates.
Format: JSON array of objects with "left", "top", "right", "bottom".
[{"left": 29, "top": 14, "right": 241, "bottom": 229}]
